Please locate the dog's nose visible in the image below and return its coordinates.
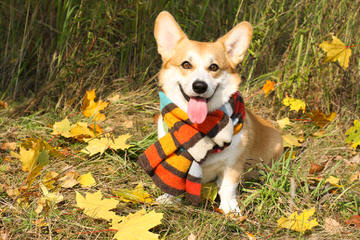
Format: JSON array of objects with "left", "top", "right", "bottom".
[{"left": 192, "top": 80, "right": 208, "bottom": 94}]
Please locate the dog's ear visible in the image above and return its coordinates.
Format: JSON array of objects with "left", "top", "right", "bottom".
[
  {"left": 217, "top": 22, "right": 252, "bottom": 66},
  {"left": 154, "top": 11, "right": 187, "bottom": 61}
]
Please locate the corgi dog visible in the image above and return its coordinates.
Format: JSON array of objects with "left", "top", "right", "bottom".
[{"left": 154, "top": 11, "right": 283, "bottom": 214}]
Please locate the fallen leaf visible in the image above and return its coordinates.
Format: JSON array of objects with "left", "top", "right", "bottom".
[
  {"left": 277, "top": 117, "right": 291, "bottom": 129},
  {"left": 33, "top": 218, "right": 48, "bottom": 228},
  {"left": 313, "top": 130, "right": 325, "bottom": 137},
  {"left": 345, "top": 120, "right": 360, "bottom": 149},
  {"left": 282, "top": 134, "right": 302, "bottom": 148},
  {"left": 319, "top": 35, "right": 352, "bottom": 70},
  {"left": 82, "top": 89, "right": 108, "bottom": 122},
  {"left": 111, "top": 208, "right": 163, "bottom": 240},
  {"left": 113, "top": 183, "right": 154, "bottom": 204},
  {"left": 107, "top": 94, "right": 120, "bottom": 103},
  {"left": 59, "top": 171, "right": 79, "bottom": 188},
  {"left": 11, "top": 139, "right": 50, "bottom": 186},
  {"left": 262, "top": 80, "right": 276, "bottom": 96},
  {"left": 0, "top": 142, "right": 17, "bottom": 151},
  {"left": 188, "top": 233, "right": 197, "bottom": 240},
  {"left": 201, "top": 182, "right": 218, "bottom": 202},
  {"left": 36, "top": 183, "right": 64, "bottom": 214},
  {"left": 308, "top": 110, "right": 336, "bottom": 128},
  {"left": 77, "top": 172, "right": 96, "bottom": 187},
  {"left": 0, "top": 100, "right": 8, "bottom": 109},
  {"left": 325, "top": 176, "right": 343, "bottom": 188},
  {"left": 245, "top": 232, "right": 256, "bottom": 240},
  {"left": 81, "top": 138, "right": 108, "bottom": 156},
  {"left": 282, "top": 97, "right": 306, "bottom": 112},
  {"left": 349, "top": 171, "right": 360, "bottom": 183},
  {"left": 109, "top": 134, "right": 133, "bottom": 150},
  {"left": 52, "top": 118, "right": 72, "bottom": 138},
  {"left": 87, "top": 123, "right": 103, "bottom": 135},
  {"left": 121, "top": 120, "right": 134, "bottom": 129},
  {"left": 277, "top": 208, "right": 319, "bottom": 233},
  {"left": 214, "top": 207, "right": 224, "bottom": 214},
  {"left": 42, "top": 171, "right": 59, "bottom": 190},
  {"left": 349, "top": 154, "right": 360, "bottom": 164},
  {"left": 345, "top": 215, "right": 360, "bottom": 227},
  {"left": 324, "top": 217, "right": 343, "bottom": 235},
  {"left": 69, "top": 121, "right": 94, "bottom": 140},
  {"left": 76, "top": 190, "right": 119, "bottom": 221},
  {"left": 81, "top": 134, "right": 132, "bottom": 156},
  {"left": 309, "top": 162, "right": 325, "bottom": 174}
]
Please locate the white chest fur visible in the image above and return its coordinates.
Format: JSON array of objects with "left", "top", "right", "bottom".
[{"left": 201, "top": 128, "right": 245, "bottom": 183}]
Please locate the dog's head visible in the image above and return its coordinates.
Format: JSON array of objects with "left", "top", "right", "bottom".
[{"left": 154, "top": 11, "right": 252, "bottom": 124}]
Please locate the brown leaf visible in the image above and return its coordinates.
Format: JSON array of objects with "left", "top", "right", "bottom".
[
  {"left": 349, "top": 171, "right": 360, "bottom": 183},
  {"left": 309, "top": 162, "right": 326, "bottom": 174},
  {"left": 349, "top": 155, "right": 360, "bottom": 164},
  {"left": 214, "top": 207, "right": 224, "bottom": 214},
  {"left": 187, "top": 233, "right": 197, "bottom": 240},
  {"left": 345, "top": 215, "right": 360, "bottom": 227},
  {"left": 324, "top": 217, "right": 343, "bottom": 235},
  {"left": 0, "top": 142, "right": 17, "bottom": 151},
  {"left": 308, "top": 110, "right": 336, "bottom": 128},
  {"left": 0, "top": 100, "right": 8, "bottom": 109}
]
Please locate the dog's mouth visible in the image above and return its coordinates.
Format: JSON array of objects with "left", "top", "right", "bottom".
[{"left": 179, "top": 83, "right": 219, "bottom": 124}]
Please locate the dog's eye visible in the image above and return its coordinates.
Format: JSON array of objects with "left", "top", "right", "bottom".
[
  {"left": 181, "top": 61, "right": 192, "bottom": 69},
  {"left": 208, "top": 63, "right": 219, "bottom": 72}
]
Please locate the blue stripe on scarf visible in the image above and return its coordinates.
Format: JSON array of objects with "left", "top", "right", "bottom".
[{"left": 159, "top": 91, "right": 172, "bottom": 111}]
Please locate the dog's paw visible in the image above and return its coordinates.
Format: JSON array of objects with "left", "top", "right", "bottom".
[
  {"left": 156, "top": 193, "right": 180, "bottom": 205},
  {"left": 219, "top": 198, "right": 241, "bottom": 215}
]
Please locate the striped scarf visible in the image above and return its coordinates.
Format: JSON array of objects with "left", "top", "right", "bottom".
[{"left": 137, "top": 91, "right": 245, "bottom": 205}]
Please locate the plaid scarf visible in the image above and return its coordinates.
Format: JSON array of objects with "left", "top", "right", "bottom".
[{"left": 137, "top": 91, "right": 245, "bottom": 205}]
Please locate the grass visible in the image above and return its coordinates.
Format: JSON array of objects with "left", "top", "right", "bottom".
[{"left": 0, "top": 0, "right": 360, "bottom": 239}]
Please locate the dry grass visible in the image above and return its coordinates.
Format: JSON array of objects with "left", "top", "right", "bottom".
[
  {"left": 1, "top": 0, "right": 360, "bottom": 239},
  {"left": 1, "top": 83, "right": 360, "bottom": 239}
]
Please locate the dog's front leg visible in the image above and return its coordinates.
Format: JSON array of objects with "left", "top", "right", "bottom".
[{"left": 217, "top": 167, "right": 242, "bottom": 214}]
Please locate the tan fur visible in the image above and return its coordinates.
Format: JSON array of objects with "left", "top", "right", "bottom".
[{"left": 154, "top": 11, "right": 283, "bottom": 213}]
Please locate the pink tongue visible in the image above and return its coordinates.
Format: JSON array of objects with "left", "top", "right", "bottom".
[{"left": 188, "top": 97, "right": 208, "bottom": 124}]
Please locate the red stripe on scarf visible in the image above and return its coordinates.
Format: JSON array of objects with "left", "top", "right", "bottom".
[
  {"left": 186, "top": 179, "right": 201, "bottom": 196},
  {"left": 154, "top": 164, "right": 186, "bottom": 191},
  {"left": 145, "top": 144, "right": 163, "bottom": 169}
]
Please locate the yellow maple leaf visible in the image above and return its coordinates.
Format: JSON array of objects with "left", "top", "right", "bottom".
[
  {"left": 81, "top": 134, "right": 132, "bottom": 156},
  {"left": 277, "top": 117, "right": 291, "bottom": 129},
  {"left": 308, "top": 110, "right": 336, "bottom": 128},
  {"left": 277, "top": 208, "right": 319, "bottom": 233},
  {"left": 82, "top": 89, "right": 108, "bottom": 122},
  {"left": 42, "top": 171, "right": 59, "bottom": 190},
  {"left": 52, "top": 118, "right": 72, "bottom": 138},
  {"left": 11, "top": 139, "right": 50, "bottom": 186},
  {"left": 201, "top": 182, "right": 218, "bottom": 202},
  {"left": 262, "top": 80, "right": 276, "bottom": 96},
  {"left": 325, "top": 176, "right": 343, "bottom": 188},
  {"left": 113, "top": 183, "right": 154, "bottom": 204},
  {"left": 282, "top": 134, "right": 302, "bottom": 148},
  {"left": 282, "top": 97, "right": 306, "bottom": 112},
  {"left": 319, "top": 35, "right": 352, "bottom": 70},
  {"left": 70, "top": 121, "right": 95, "bottom": 140},
  {"left": 111, "top": 208, "right": 163, "bottom": 240},
  {"left": 109, "top": 134, "right": 133, "bottom": 150},
  {"left": 36, "top": 183, "right": 64, "bottom": 214},
  {"left": 76, "top": 190, "right": 120, "bottom": 221},
  {"left": 77, "top": 172, "right": 96, "bottom": 187}
]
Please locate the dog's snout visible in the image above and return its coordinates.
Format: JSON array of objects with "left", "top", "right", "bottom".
[{"left": 192, "top": 80, "right": 208, "bottom": 94}]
